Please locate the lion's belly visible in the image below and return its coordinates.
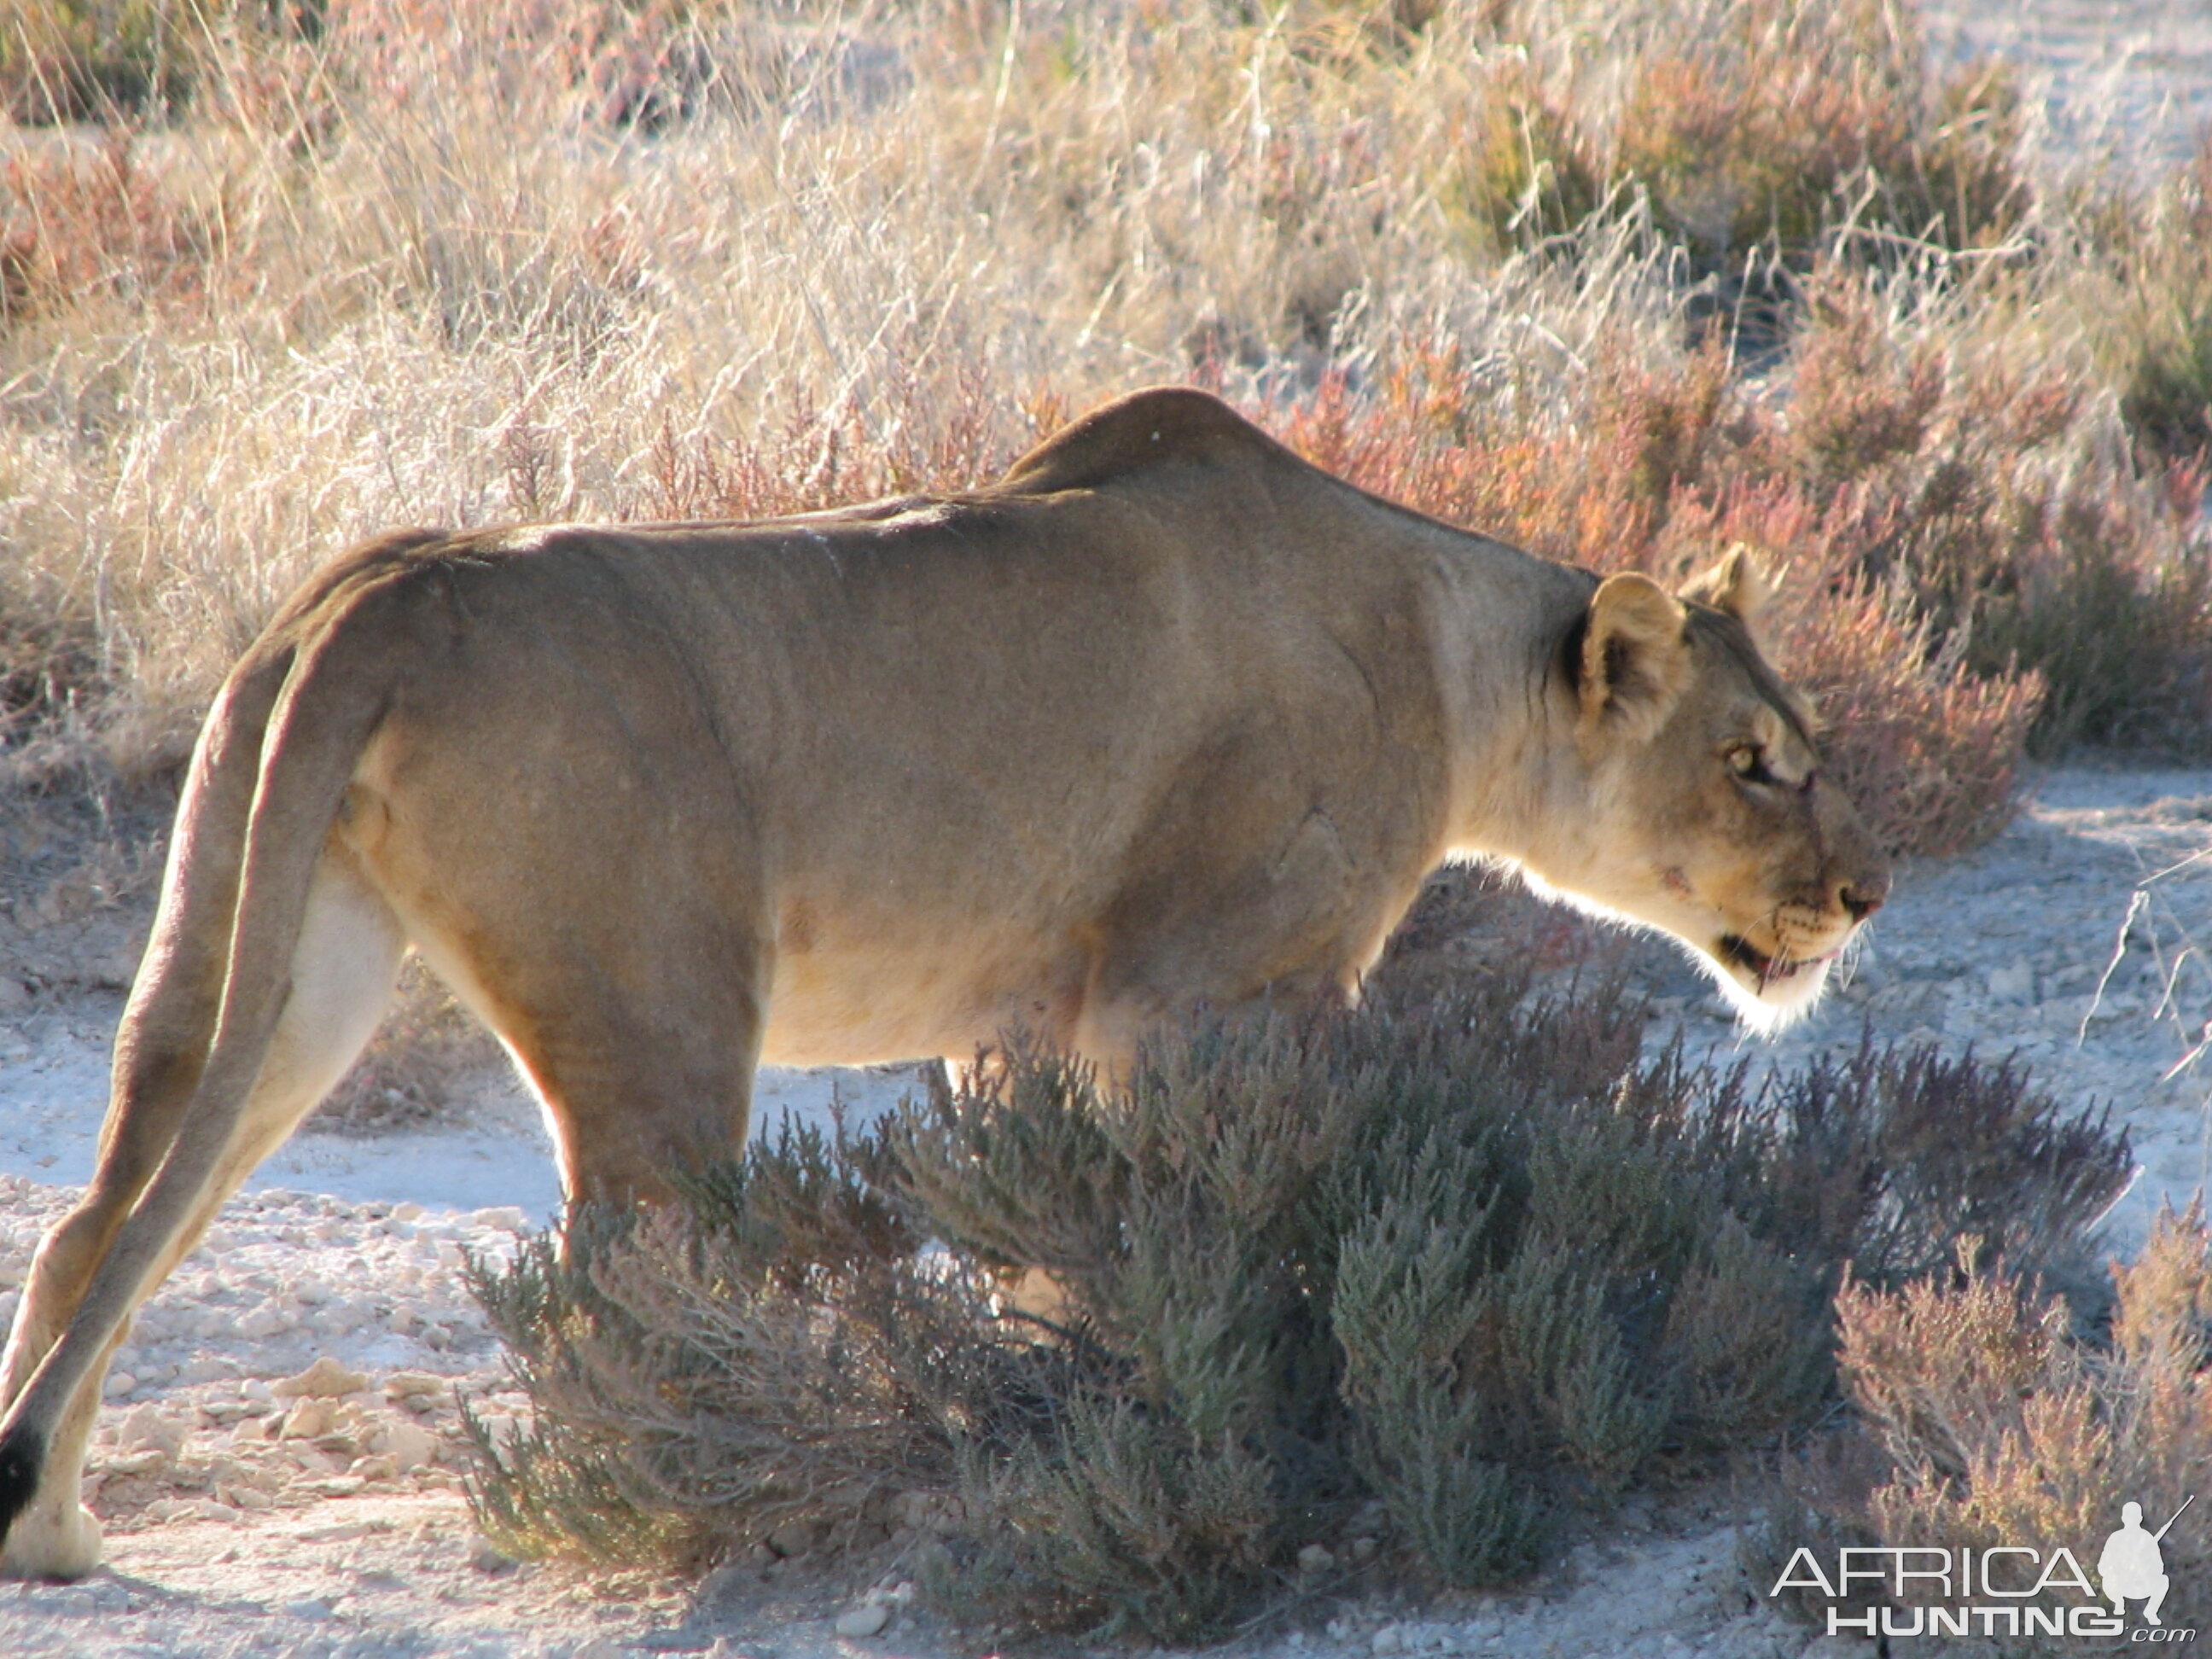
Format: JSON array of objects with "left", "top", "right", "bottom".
[{"left": 757, "top": 922, "right": 1087, "bottom": 1068}]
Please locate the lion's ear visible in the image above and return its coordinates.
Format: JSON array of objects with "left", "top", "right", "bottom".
[
  {"left": 1579, "top": 573, "right": 1691, "bottom": 746},
  {"left": 1681, "top": 545, "right": 1772, "bottom": 649}
]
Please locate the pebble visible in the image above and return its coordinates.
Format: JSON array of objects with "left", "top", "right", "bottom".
[
  {"left": 833, "top": 1602, "right": 892, "bottom": 1638},
  {"left": 273, "top": 1356, "right": 370, "bottom": 1399}
]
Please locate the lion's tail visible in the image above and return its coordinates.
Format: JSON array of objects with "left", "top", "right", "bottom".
[{"left": 0, "top": 550, "right": 421, "bottom": 1545}]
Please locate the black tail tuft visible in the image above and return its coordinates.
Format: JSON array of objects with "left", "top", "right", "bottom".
[{"left": 0, "top": 1423, "right": 44, "bottom": 1544}]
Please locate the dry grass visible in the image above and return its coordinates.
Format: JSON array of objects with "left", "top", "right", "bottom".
[{"left": 0, "top": 3, "right": 2194, "bottom": 791}]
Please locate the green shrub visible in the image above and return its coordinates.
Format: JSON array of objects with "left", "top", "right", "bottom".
[
  {"left": 1446, "top": 65, "right": 1606, "bottom": 253},
  {"left": 2, "top": 1, "right": 203, "bottom": 123},
  {"left": 2105, "top": 137, "right": 2212, "bottom": 464},
  {"left": 1448, "top": 0, "right": 2026, "bottom": 272},
  {"left": 465, "top": 983, "right": 2129, "bottom": 1641}
]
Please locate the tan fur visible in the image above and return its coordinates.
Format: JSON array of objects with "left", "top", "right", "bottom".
[{"left": 0, "top": 388, "right": 1888, "bottom": 1576}]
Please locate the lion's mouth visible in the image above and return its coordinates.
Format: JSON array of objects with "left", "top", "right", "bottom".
[{"left": 1716, "top": 933, "right": 1836, "bottom": 989}]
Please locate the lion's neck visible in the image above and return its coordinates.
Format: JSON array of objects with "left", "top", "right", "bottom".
[{"left": 1432, "top": 544, "right": 1602, "bottom": 872}]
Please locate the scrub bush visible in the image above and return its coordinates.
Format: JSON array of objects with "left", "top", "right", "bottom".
[
  {"left": 468, "top": 983, "right": 2128, "bottom": 1640},
  {"left": 1752, "top": 1207, "right": 2212, "bottom": 1649}
]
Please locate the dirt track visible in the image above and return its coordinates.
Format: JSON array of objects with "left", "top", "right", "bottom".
[{"left": 1924, "top": 0, "right": 2212, "bottom": 165}]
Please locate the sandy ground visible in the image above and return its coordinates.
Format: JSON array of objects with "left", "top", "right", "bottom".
[
  {"left": 1922, "top": 0, "right": 2212, "bottom": 165},
  {"left": 3, "top": 762, "right": 2211, "bottom": 1657}
]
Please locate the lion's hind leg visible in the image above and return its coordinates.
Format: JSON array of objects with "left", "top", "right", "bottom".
[
  {"left": 409, "top": 919, "right": 770, "bottom": 1214},
  {"left": 0, "top": 848, "right": 404, "bottom": 1579}
]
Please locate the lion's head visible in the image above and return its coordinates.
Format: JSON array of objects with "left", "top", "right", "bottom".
[{"left": 1515, "top": 549, "right": 1889, "bottom": 1030}]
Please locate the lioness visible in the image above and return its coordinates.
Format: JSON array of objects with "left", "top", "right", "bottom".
[{"left": 0, "top": 387, "right": 1886, "bottom": 1576}]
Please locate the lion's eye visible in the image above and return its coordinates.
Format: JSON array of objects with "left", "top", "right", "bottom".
[{"left": 1727, "top": 745, "right": 1764, "bottom": 778}]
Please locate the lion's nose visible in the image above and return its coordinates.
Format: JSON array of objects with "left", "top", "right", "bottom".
[{"left": 1840, "top": 872, "right": 1889, "bottom": 922}]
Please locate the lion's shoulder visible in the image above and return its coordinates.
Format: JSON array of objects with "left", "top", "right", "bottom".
[{"left": 992, "top": 387, "right": 1295, "bottom": 498}]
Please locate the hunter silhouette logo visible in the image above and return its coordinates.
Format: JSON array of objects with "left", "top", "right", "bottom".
[{"left": 2103, "top": 1497, "right": 2192, "bottom": 1628}]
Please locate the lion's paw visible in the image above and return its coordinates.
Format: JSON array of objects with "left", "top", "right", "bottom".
[{"left": 1, "top": 1500, "right": 103, "bottom": 1580}]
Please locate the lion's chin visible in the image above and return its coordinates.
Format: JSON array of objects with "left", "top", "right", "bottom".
[{"left": 1703, "top": 935, "right": 1839, "bottom": 1033}]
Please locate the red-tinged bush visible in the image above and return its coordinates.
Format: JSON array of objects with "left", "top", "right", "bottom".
[
  {"left": 1773, "top": 276, "right": 2212, "bottom": 757},
  {"left": 0, "top": 133, "right": 212, "bottom": 328},
  {"left": 1755, "top": 1208, "right": 2212, "bottom": 1641},
  {"left": 1261, "top": 349, "right": 2043, "bottom": 857},
  {"left": 1784, "top": 287, "right": 1947, "bottom": 495},
  {"left": 628, "top": 361, "right": 1042, "bottom": 525}
]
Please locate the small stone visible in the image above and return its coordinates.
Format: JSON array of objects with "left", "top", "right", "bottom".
[
  {"left": 382, "top": 1371, "right": 451, "bottom": 1406},
  {"left": 280, "top": 1398, "right": 338, "bottom": 1441},
  {"left": 1297, "top": 1543, "right": 1334, "bottom": 1574},
  {"left": 284, "top": 1597, "right": 335, "bottom": 1622},
  {"left": 1372, "top": 1623, "right": 1404, "bottom": 1654},
  {"left": 835, "top": 1603, "right": 892, "bottom": 1639},
  {"left": 119, "top": 1404, "right": 188, "bottom": 1458},
  {"left": 274, "top": 1356, "right": 370, "bottom": 1399},
  {"left": 570, "top": 1639, "right": 626, "bottom": 1659},
  {"left": 470, "top": 1534, "right": 518, "bottom": 1574},
  {"left": 236, "top": 1306, "right": 292, "bottom": 1339},
  {"left": 766, "top": 1519, "right": 818, "bottom": 1558},
  {"left": 383, "top": 1419, "right": 439, "bottom": 1474},
  {"left": 1349, "top": 1534, "right": 1378, "bottom": 1562}
]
